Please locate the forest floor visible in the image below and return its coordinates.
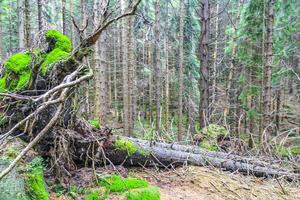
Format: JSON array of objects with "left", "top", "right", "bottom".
[
  {"left": 50, "top": 165, "right": 300, "bottom": 200},
  {"left": 129, "top": 166, "right": 300, "bottom": 200}
]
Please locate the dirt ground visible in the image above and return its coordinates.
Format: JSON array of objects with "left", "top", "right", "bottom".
[
  {"left": 128, "top": 166, "right": 300, "bottom": 200},
  {"left": 50, "top": 166, "right": 300, "bottom": 200}
]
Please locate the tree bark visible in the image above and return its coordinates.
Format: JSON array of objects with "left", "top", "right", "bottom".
[
  {"left": 37, "top": 0, "right": 43, "bottom": 32},
  {"left": 24, "top": 0, "right": 30, "bottom": 48},
  {"left": 262, "top": 0, "right": 274, "bottom": 142},
  {"left": 178, "top": 0, "right": 185, "bottom": 141},
  {"left": 18, "top": 0, "right": 25, "bottom": 50},
  {"left": 199, "top": 0, "right": 210, "bottom": 128},
  {"left": 154, "top": 0, "right": 162, "bottom": 136},
  {"left": 62, "top": 0, "right": 67, "bottom": 35}
]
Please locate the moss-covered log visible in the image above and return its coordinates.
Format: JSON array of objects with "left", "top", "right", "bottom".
[{"left": 102, "top": 137, "right": 300, "bottom": 182}]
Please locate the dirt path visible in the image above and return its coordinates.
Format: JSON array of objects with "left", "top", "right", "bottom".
[{"left": 130, "top": 166, "right": 300, "bottom": 200}]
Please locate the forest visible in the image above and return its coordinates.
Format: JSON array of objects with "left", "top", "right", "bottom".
[{"left": 0, "top": 0, "right": 299, "bottom": 199}]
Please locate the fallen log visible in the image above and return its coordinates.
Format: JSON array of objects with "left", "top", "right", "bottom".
[{"left": 105, "top": 137, "right": 300, "bottom": 182}]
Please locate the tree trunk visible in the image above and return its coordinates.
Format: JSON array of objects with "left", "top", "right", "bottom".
[
  {"left": 121, "top": 0, "right": 130, "bottom": 136},
  {"left": 62, "top": 0, "right": 67, "bottom": 35},
  {"left": 37, "top": 0, "right": 43, "bottom": 32},
  {"left": 105, "top": 137, "right": 299, "bottom": 182},
  {"left": 262, "top": 0, "right": 274, "bottom": 142},
  {"left": 178, "top": 0, "right": 185, "bottom": 141},
  {"left": 199, "top": 0, "right": 210, "bottom": 128},
  {"left": 18, "top": 0, "right": 25, "bottom": 50},
  {"left": 154, "top": 0, "right": 162, "bottom": 136},
  {"left": 24, "top": 0, "right": 30, "bottom": 48}
]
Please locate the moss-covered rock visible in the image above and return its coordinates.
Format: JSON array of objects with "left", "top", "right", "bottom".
[
  {"left": 126, "top": 186, "right": 160, "bottom": 200},
  {"left": 24, "top": 157, "right": 50, "bottom": 200}
]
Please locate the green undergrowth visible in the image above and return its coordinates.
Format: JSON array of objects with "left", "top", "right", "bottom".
[
  {"left": 126, "top": 186, "right": 160, "bottom": 200},
  {"left": 275, "top": 145, "right": 300, "bottom": 157},
  {"left": 89, "top": 119, "right": 101, "bottom": 129},
  {"left": 24, "top": 157, "right": 50, "bottom": 200},
  {"left": 98, "top": 175, "right": 160, "bottom": 200},
  {"left": 84, "top": 191, "right": 107, "bottom": 200}
]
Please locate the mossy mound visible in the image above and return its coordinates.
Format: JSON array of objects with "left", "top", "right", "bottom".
[
  {"left": 41, "top": 30, "right": 72, "bottom": 76},
  {"left": 99, "top": 175, "right": 149, "bottom": 193},
  {"left": 126, "top": 186, "right": 160, "bottom": 200},
  {"left": 0, "top": 53, "right": 32, "bottom": 92},
  {"left": 0, "top": 30, "right": 73, "bottom": 92},
  {"left": 24, "top": 157, "right": 50, "bottom": 200},
  {"left": 0, "top": 160, "right": 27, "bottom": 200},
  {"left": 98, "top": 175, "right": 160, "bottom": 200}
]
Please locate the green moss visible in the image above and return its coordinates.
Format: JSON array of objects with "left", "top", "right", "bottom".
[
  {"left": 126, "top": 186, "right": 160, "bottom": 200},
  {"left": 99, "top": 175, "right": 149, "bottom": 193},
  {"left": 25, "top": 157, "right": 50, "bottom": 200},
  {"left": 46, "top": 30, "right": 72, "bottom": 53},
  {"left": 89, "top": 119, "right": 101, "bottom": 129},
  {"left": 114, "top": 139, "right": 138, "bottom": 156},
  {"left": 84, "top": 191, "right": 104, "bottom": 200},
  {"left": 5, "top": 53, "right": 32, "bottom": 73},
  {"left": 200, "top": 141, "right": 219, "bottom": 151},
  {"left": 0, "top": 53, "right": 32, "bottom": 92},
  {"left": 40, "top": 48, "right": 69, "bottom": 75}
]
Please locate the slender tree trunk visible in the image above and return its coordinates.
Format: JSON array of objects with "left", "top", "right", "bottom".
[
  {"left": 178, "top": 0, "right": 185, "bottom": 141},
  {"left": 226, "top": 0, "right": 243, "bottom": 134},
  {"left": 154, "top": 0, "right": 162, "bottom": 136},
  {"left": 62, "top": 0, "right": 67, "bottom": 35},
  {"left": 24, "top": 0, "right": 30, "bottom": 48},
  {"left": 211, "top": 2, "right": 219, "bottom": 107},
  {"left": 18, "top": 0, "right": 25, "bottom": 50},
  {"left": 262, "top": 0, "right": 274, "bottom": 142},
  {"left": 70, "top": 0, "right": 75, "bottom": 44},
  {"left": 120, "top": 0, "right": 130, "bottom": 136},
  {"left": 0, "top": 8, "right": 3, "bottom": 60},
  {"left": 199, "top": 0, "right": 210, "bottom": 128},
  {"left": 37, "top": 0, "right": 43, "bottom": 32},
  {"left": 128, "top": 13, "right": 135, "bottom": 131}
]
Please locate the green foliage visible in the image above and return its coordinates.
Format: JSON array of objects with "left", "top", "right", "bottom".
[
  {"left": 0, "top": 53, "right": 32, "bottom": 92},
  {"left": 99, "top": 175, "right": 149, "bottom": 193},
  {"left": 200, "top": 141, "right": 218, "bottom": 151},
  {"left": 126, "top": 186, "right": 160, "bottom": 200},
  {"left": 45, "top": 30, "right": 72, "bottom": 53},
  {"left": 89, "top": 119, "right": 101, "bottom": 129},
  {"left": 25, "top": 157, "right": 50, "bottom": 200}
]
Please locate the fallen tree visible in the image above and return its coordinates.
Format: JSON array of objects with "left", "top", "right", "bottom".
[
  {"left": 103, "top": 137, "right": 300, "bottom": 182},
  {"left": 0, "top": 0, "right": 299, "bottom": 186}
]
